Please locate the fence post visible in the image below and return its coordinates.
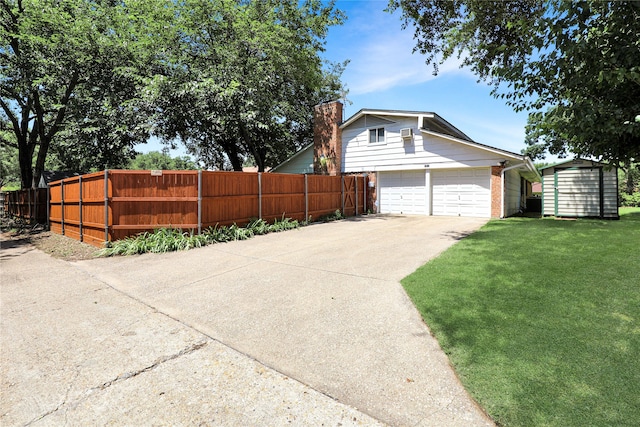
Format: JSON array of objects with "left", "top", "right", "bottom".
[
  {"left": 61, "top": 181, "right": 65, "bottom": 235},
  {"left": 197, "top": 170, "right": 202, "bottom": 235},
  {"left": 28, "top": 188, "right": 32, "bottom": 222},
  {"left": 104, "top": 170, "right": 109, "bottom": 243},
  {"left": 46, "top": 185, "right": 50, "bottom": 230},
  {"left": 79, "top": 176, "right": 83, "bottom": 242},
  {"left": 258, "top": 172, "right": 262, "bottom": 220},
  {"left": 341, "top": 175, "right": 345, "bottom": 214},
  {"left": 304, "top": 174, "right": 309, "bottom": 222}
]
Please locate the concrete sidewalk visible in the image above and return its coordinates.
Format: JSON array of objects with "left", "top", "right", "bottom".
[{"left": 2, "top": 215, "right": 494, "bottom": 426}]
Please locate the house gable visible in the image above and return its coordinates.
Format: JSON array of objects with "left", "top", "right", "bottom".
[
  {"left": 341, "top": 112, "right": 533, "bottom": 175},
  {"left": 271, "top": 144, "right": 313, "bottom": 174}
]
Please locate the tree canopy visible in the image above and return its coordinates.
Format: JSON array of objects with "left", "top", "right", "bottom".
[
  {"left": 2, "top": 0, "right": 345, "bottom": 188},
  {"left": 388, "top": 0, "right": 640, "bottom": 165},
  {"left": 1, "top": 0, "right": 172, "bottom": 188},
  {"left": 149, "top": 0, "right": 346, "bottom": 172},
  {"left": 128, "top": 150, "right": 197, "bottom": 171}
]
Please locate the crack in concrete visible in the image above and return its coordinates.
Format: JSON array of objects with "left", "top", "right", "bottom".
[
  {"left": 24, "top": 341, "right": 208, "bottom": 426},
  {"left": 93, "top": 341, "right": 208, "bottom": 392},
  {"left": 89, "top": 341, "right": 207, "bottom": 394}
]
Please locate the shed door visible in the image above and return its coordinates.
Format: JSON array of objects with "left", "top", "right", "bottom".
[
  {"left": 378, "top": 170, "right": 427, "bottom": 214},
  {"left": 432, "top": 169, "right": 491, "bottom": 217},
  {"left": 555, "top": 168, "right": 601, "bottom": 217}
]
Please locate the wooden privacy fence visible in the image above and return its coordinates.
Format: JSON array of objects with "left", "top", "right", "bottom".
[
  {"left": 49, "top": 170, "right": 367, "bottom": 247},
  {"left": 2, "top": 188, "right": 48, "bottom": 224}
]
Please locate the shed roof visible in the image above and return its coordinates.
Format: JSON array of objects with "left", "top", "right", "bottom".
[{"left": 538, "top": 158, "right": 613, "bottom": 170}]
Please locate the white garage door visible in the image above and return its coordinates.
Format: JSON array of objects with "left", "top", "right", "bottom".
[
  {"left": 432, "top": 169, "right": 491, "bottom": 217},
  {"left": 378, "top": 170, "right": 427, "bottom": 214}
]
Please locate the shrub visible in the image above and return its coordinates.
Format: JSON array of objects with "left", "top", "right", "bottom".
[
  {"left": 620, "top": 192, "right": 640, "bottom": 207},
  {"left": 317, "top": 209, "right": 344, "bottom": 222},
  {"left": 99, "top": 216, "right": 302, "bottom": 257}
]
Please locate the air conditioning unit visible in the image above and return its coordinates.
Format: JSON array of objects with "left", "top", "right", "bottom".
[{"left": 401, "top": 128, "right": 413, "bottom": 142}]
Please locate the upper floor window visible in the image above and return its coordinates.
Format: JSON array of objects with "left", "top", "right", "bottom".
[{"left": 369, "top": 127, "right": 385, "bottom": 143}]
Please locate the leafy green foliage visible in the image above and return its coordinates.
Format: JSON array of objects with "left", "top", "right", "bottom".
[
  {"left": 98, "top": 217, "right": 301, "bottom": 256},
  {"left": 127, "top": 151, "right": 197, "bottom": 170},
  {"left": 148, "top": 0, "right": 347, "bottom": 171},
  {"left": 620, "top": 192, "right": 640, "bottom": 207},
  {"left": 0, "top": 144, "right": 20, "bottom": 189},
  {"left": 1, "top": 0, "right": 173, "bottom": 188},
  {"left": 2, "top": 0, "right": 347, "bottom": 186},
  {"left": 317, "top": 209, "right": 344, "bottom": 222},
  {"left": 402, "top": 211, "right": 640, "bottom": 426},
  {"left": 389, "top": 1, "right": 640, "bottom": 165}
]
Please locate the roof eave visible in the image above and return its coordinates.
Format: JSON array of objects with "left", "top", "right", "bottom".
[{"left": 340, "top": 109, "right": 436, "bottom": 129}]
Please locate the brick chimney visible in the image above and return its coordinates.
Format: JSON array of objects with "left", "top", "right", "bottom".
[{"left": 313, "top": 101, "right": 343, "bottom": 175}]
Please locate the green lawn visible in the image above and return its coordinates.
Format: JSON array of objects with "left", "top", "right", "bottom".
[{"left": 402, "top": 207, "right": 640, "bottom": 427}]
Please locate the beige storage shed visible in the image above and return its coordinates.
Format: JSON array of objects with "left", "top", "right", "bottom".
[{"left": 540, "top": 159, "right": 619, "bottom": 219}]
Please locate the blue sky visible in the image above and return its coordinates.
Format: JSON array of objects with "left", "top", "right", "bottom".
[
  {"left": 141, "top": 0, "right": 543, "bottom": 161},
  {"left": 326, "top": 0, "right": 532, "bottom": 156}
]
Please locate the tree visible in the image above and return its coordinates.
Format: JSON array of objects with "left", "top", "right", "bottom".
[
  {"left": 128, "top": 151, "right": 197, "bottom": 171},
  {"left": 388, "top": 0, "right": 640, "bottom": 165},
  {"left": 148, "top": 0, "right": 347, "bottom": 172},
  {"left": 1, "top": 0, "right": 169, "bottom": 188}
]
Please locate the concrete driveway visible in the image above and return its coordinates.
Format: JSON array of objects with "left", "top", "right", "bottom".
[{"left": 1, "top": 215, "right": 493, "bottom": 426}]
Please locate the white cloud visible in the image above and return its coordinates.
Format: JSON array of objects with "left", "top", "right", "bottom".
[{"left": 335, "top": 5, "right": 472, "bottom": 95}]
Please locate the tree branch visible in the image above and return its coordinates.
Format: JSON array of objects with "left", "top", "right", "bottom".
[
  {"left": 0, "top": 97, "right": 21, "bottom": 141},
  {"left": 43, "top": 70, "right": 80, "bottom": 140}
]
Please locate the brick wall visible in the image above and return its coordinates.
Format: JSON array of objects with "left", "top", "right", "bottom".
[
  {"left": 313, "top": 101, "right": 343, "bottom": 176},
  {"left": 491, "top": 165, "right": 503, "bottom": 218}
]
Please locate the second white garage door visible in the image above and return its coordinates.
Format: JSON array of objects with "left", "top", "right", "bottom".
[
  {"left": 432, "top": 169, "right": 491, "bottom": 217},
  {"left": 378, "top": 170, "right": 427, "bottom": 214}
]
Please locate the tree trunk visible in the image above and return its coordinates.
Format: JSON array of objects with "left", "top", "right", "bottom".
[
  {"left": 18, "top": 147, "right": 33, "bottom": 189},
  {"left": 626, "top": 171, "right": 635, "bottom": 195},
  {"left": 33, "top": 135, "right": 51, "bottom": 190},
  {"left": 229, "top": 152, "right": 243, "bottom": 171}
]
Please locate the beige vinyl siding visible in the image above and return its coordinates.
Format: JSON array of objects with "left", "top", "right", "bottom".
[
  {"left": 541, "top": 161, "right": 618, "bottom": 218},
  {"left": 602, "top": 168, "right": 618, "bottom": 218},
  {"left": 542, "top": 171, "right": 555, "bottom": 215},
  {"left": 556, "top": 169, "right": 601, "bottom": 216}
]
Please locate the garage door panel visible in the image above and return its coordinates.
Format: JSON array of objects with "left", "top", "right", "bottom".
[
  {"left": 378, "top": 171, "right": 427, "bottom": 215},
  {"left": 432, "top": 169, "right": 490, "bottom": 218}
]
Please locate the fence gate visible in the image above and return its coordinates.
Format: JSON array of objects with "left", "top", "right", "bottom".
[{"left": 342, "top": 176, "right": 358, "bottom": 216}]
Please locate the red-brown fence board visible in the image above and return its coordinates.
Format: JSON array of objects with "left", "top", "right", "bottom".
[
  {"left": 49, "top": 183, "right": 63, "bottom": 234},
  {"left": 307, "top": 175, "right": 342, "bottom": 219},
  {"left": 261, "top": 173, "right": 306, "bottom": 221},
  {"left": 44, "top": 170, "right": 369, "bottom": 247},
  {"left": 81, "top": 172, "right": 109, "bottom": 246},
  {"left": 2, "top": 188, "right": 48, "bottom": 223},
  {"left": 200, "top": 171, "right": 259, "bottom": 227}
]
